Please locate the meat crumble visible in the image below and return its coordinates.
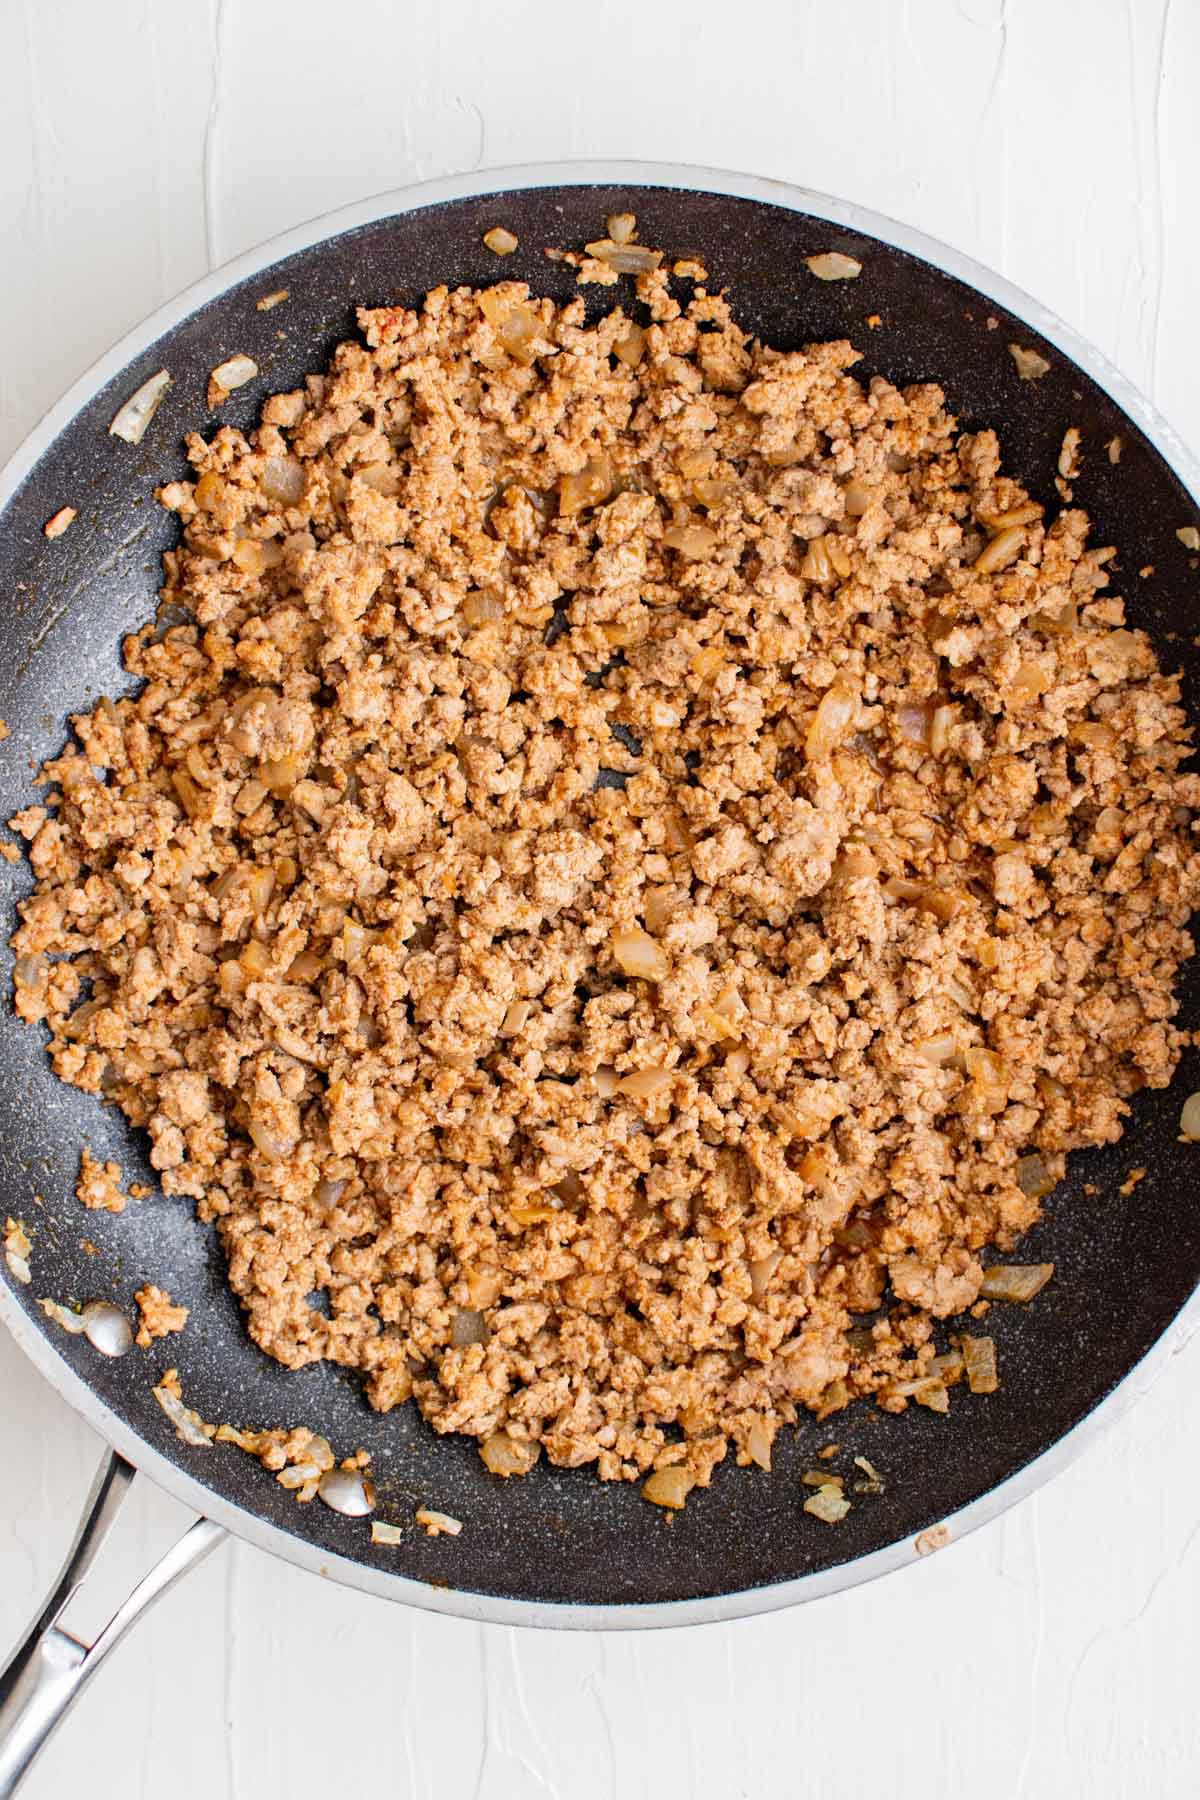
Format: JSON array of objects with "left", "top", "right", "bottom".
[
  {"left": 10, "top": 246, "right": 1200, "bottom": 1497},
  {"left": 133, "top": 1282, "right": 189, "bottom": 1345}
]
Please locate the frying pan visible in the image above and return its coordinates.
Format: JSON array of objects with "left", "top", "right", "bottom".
[{"left": 3, "top": 159, "right": 1200, "bottom": 1792}]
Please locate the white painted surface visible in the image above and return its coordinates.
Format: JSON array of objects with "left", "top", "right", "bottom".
[{"left": 2, "top": 0, "right": 1199, "bottom": 1792}]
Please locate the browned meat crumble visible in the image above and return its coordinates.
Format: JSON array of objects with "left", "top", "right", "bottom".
[
  {"left": 10, "top": 248, "right": 1200, "bottom": 1498},
  {"left": 133, "top": 1282, "right": 189, "bottom": 1345},
  {"left": 76, "top": 1146, "right": 131, "bottom": 1214}
]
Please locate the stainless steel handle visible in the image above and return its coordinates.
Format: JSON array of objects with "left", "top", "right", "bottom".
[{"left": 0, "top": 1449, "right": 226, "bottom": 1797}]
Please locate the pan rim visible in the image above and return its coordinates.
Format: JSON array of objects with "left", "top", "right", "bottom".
[{"left": 2, "top": 156, "right": 1200, "bottom": 1631}]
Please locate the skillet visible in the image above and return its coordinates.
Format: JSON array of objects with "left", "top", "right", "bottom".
[{"left": 2, "top": 159, "right": 1200, "bottom": 1791}]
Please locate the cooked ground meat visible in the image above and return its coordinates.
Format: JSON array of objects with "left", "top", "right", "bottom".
[
  {"left": 76, "top": 1146, "right": 131, "bottom": 1215},
  {"left": 11, "top": 244, "right": 1200, "bottom": 1494},
  {"left": 133, "top": 1282, "right": 189, "bottom": 1345}
]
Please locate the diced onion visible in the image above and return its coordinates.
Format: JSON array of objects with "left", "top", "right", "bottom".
[
  {"left": 806, "top": 679, "right": 857, "bottom": 761},
  {"left": 979, "top": 1263, "right": 1054, "bottom": 1302},
  {"left": 478, "top": 291, "right": 541, "bottom": 363},
  {"left": 465, "top": 1268, "right": 504, "bottom": 1310},
  {"left": 1016, "top": 1152, "right": 1056, "bottom": 1198},
  {"left": 153, "top": 1381, "right": 215, "bottom": 1445},
  {"left": 1058, "top": 428, "right": 1082, "bottom": 480},
  {"left": 1009, "top": 343, "right": 1051, "bottom": 381},
  {"left": 1180, "top": 1092, "right": 1200, "bottom": 1139},
  {"left": 479, "top": 1431, "right": 539, "bottom": 1477},
  {"left": 962, "top": 1334, "right": 998, "bottom": 1394},
  {"left": 6, "top": 1231, "right": 31, "bottom": 1288},
  {"left": 558, "top": 454, "right": 614, "bottom": 516},
  {"left": 974, "top": 525, "right": 1026, "bottom": 573},
  {"left": 371, "top": 1520, "right": 405, "bottom": 1545},
  {"left": 318, "top": 1466, "right": 376, "bottom": 1516},
  {"left": 745, "top": 1416, "right": 773, "bottom": 1471},
  {"left": 260, "top": 457, "right": 305, "bottom": 505},
  {"left": 805, "top": 253, "right": 862, "bottom": 282},
  {"left": 451, "top": 1308, "right": 489, "bottom": 1347},
  {"left": 696, "top": 1004, "right": 740, "bottom": 1042},
  {"left": 963, "top": 1047, "right": 1009, "bottom": 1112},
  {"left": 915, "top": 1034, "right": 959, "bottom": 1068},
  {"left": 462, "top": 589, "right": 505, "bottom": 627},
  {"left": 662, "top": 523, "right": 717, "bottom": 559},
  {"left": 611, "top": 927, "right": 669, "bottom": 981},
  {"left": 693, "top": 479, "right": 734, "bottom": 509},
  {"left": 748, "top": 1249, "right": 782, "bottom": 1301},
  {"left": 617, "top": 1067, "right": 673, "bottom": 1099},
  {"left": 930, "top": 704, "right": 959, "bottom": 755},
  {"left": 109, "top": 369, "right": 171, "bottom": 444},
  {"left": 584, "top": 240, "right": 663, "bottom": 274},
  {"left": 39, "top": 1297, "right": 87, "bottom": 1334},
  {"left": 614, "top": 325, "right": 646, "bottom": 368},
  {"left": 803, "top": 1482, "right": 852, "bottom": 1522},
  {"left": 677, "top": 448, "right": 714, "bottom": 479},
  {"left": 642, "top": 1466, "right": 695, "bottom": 1509},
  {"left": 500, "top": 999, "right": 532, "bottom": 1037},
  {"left": 979, "top": 501, "right": 1043, "bottom": 530},
  {"left": 249, "top": 1119, "right": 297, "bottom": 1161},
  {"left": 82, "top": 1300, "right": 133, "bottom": 1357},
  {"left": 415, "top": 1506, "right": 463, "bottom": 1536},
  {"left": 896, "top": 701, "right": 933, "bottom": 746},
  {"left": 210, "top": 354, "right": 259, "bottom": 397}
]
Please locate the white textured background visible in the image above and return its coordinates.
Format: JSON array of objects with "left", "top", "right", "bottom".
[{"left": 2, "top": 1, "right": 1199, "bottom": 1794}]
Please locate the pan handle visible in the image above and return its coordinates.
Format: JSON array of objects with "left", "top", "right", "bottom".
[{"left": 0, "top": 1449, "right": 225, "bottom": 1798}]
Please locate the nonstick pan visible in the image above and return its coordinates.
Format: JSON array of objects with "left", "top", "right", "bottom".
[{"left": 3, "top": 160, "right": 1200, "bottom": 1790}]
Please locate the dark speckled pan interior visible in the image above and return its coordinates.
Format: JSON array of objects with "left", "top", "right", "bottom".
[{"left": 2, "top": 181, "right": 1199, "bottom": 1612}]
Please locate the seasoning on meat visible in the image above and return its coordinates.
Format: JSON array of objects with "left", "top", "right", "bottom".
[
  {"left": 133, "top": 1282, "right": 189, "bottom": 1345},
  {"left": 11, "top": 245, "right": 1200, "bottom": 1501},
  {"left": 75, "top": 1148, "right": 132, "bottom": 1215}
]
